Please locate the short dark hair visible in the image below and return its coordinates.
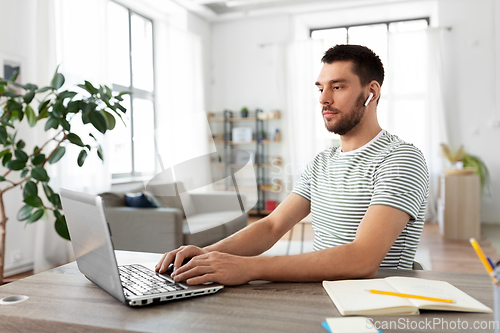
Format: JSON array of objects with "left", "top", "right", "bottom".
[{"left": 321, "top": 44, "right": 384, "bottom": 87}]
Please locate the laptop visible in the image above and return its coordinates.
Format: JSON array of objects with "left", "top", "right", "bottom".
[{"left": 60, "top": 188, "right": 224, "bottom": 306}]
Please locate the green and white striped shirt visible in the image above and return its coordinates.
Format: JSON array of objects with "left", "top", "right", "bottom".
[{"left": 292, "top": 130, "right": 429, "bottom": 269}]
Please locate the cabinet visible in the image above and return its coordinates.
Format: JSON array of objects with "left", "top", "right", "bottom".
[
  {"left": 208, "top": 109, "right": 281, "bottom": 215},
  {"left": 437, "top": 174, "right": 480, "bottom": 240}
]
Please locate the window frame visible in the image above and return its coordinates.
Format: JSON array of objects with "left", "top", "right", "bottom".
[
  {"left": 109, "top": 1, "right": 158, "bottom": 182},
  {"left": 309, "top": 17, "right": 430, "bottom": 40}
]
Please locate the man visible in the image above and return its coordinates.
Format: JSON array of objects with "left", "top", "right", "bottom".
[{"left": 155, "top": 44, "right": 429, "bottom": 285}]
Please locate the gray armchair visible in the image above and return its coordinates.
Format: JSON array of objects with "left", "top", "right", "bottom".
[{"left": 101, "top": 188, "right": 248, "bottom": 254}]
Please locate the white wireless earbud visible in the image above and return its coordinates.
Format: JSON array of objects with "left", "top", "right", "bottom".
[{"left": 364, "top": 92, "right": 374, "bottom": 106}]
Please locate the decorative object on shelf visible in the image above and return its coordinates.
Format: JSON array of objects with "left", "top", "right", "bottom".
[
  {"left": 273, "top": 128, "right": 281, "bottom": 142},
  {"left": 440, "top": 143, "right": 489, "bottom": 191},
  {"left": 232, "top": 127, "right": 253, "bottom": 142},
  {"left": 240, "top": 107, "right": 248, "bottom": 118},
  {"left": 0, "top": 67, "right": 128, "bottom": 285},
  {"left": 265, "top": 200, "right": 277, "bottom": 211}
]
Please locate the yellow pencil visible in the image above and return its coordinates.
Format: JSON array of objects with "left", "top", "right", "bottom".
[
  {"left": 470, "top": 238, "right": 499, "bottom": 285},
  {"left": 368, "top": 290, "right": 454, "bottom": 303}
]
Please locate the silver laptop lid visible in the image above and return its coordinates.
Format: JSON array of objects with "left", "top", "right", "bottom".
[{"left": 60, "top": 188, "right": 126, "bottom": 304}]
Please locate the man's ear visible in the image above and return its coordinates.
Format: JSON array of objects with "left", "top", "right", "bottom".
[{"left": 368, "top": 81, "right": 382, "bottom": 104}]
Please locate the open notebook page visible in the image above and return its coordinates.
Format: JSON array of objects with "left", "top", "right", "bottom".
[
  {"left": 323, "top": 279, "right": 419, "bottom": 316},
  {"left": 386, "top": 277, "right": 492, "bottom": 313}
]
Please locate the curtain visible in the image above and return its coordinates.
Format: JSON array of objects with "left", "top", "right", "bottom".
[
  {"left": 385, "top": 28, "right": 450, "bottom": 223},
  {"left": 34, "top": 0, "right": 110, "bottom": 273},
  {"left": 283, "top": 40, "right": 325, "bottom": 193}
]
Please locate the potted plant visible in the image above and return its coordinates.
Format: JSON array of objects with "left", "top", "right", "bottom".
[
  {"left": 240, "top": 107, "right": 248, "bottom": 118},
  {"left": 440, "top": 143, "right": 490, "bottom": 192},
  {"left": 0, "top": 68, "right": 128, "bottom": 284}
]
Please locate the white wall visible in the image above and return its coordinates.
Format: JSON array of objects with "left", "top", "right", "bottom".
[
  {"left": 209, "top": 0, "right": 500, "bottom": 222},
  {"left": 438, "top": 0, "right": 500, "bottom": 223},
  {"left": 0, "top": 0, "right": 45, "bottom": 276}
]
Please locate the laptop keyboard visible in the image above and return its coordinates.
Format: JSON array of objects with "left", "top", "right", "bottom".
[{"left": 119, "top": 264, "right": 186, "bottom": 297}]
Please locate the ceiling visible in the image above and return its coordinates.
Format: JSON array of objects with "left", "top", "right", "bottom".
[{"left": 174, "top": 0, "right": 409, "bottom": 22}]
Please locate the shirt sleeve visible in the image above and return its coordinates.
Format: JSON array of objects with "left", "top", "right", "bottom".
[
  {"left": 292, "top": 160, "right": 314, "bottom": 202},
  {"left": 370, "top": 144, "right": 430, "bottom": 221}
]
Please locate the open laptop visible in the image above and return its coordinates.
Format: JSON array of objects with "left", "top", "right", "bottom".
[{"left": 60, "top": 188, "right": 224, "bottom": 306}]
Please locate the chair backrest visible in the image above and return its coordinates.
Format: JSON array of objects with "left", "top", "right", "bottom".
[{"left": 412, "top": 260, "right": 426, "bottom": 270}]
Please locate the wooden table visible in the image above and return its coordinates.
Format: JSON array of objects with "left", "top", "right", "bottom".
[{"left": 0, "top": 251, "right": 496, "bottom": 333}]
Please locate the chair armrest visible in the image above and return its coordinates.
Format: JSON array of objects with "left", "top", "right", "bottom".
[
  {"left": 105, "top": 207, "right": 183, "bottom": 254},
  {"left": 190, "top": 192, "right": 247, "bottom": 214}
]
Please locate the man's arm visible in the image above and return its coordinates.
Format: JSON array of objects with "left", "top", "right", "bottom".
[
  {"left": 155, "top": 193, "right": 310, "bottom": 273},
  {"left": 170, "top": 204, "right": 410, "bottom": 285},
  {"left": 204, "top": 193, "right": 311, "bottom": 256}
]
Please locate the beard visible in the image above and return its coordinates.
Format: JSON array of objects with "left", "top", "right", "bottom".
[{"left": 322, "top": 93, "right": 366, "bottom": 135}]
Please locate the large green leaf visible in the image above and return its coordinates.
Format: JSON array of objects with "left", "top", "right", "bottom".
[
  {"left": 31, "top": 166, "right": 49, "bottom": 182},
  {"left": 43, "top": 183, "right": 54, "bottom": 201},
  {"left": 14, "top": 149, "right": 28, "bottom": 163},
  {"left": 25, "top": 84, "right": 38, "bottom": 91},
  {"left": 52, "top": 101, "right": 63, "bottom": 117},
  {"left": 50, "top": 193, "right": 62, "bottom": 209},
  {"left": 23, "top": 181, "right": 38, "bottom": 199},
  {"left": 58, "top": 90, "right": 77, "bottom": 100},
  {"left": 97, "top": 145, "right": 104, "bottom": 162},
  {"left": 6, "top": 100, "right": 22, "bottom": 112},
  {"left": 102, "top": 110, "right": 116, "bottom": 130},
  {"left": 5, "top": 159, "right": 26, "bottom": 170},
  {"left": 2, "top": 152, "right": 12, "bottom": 166},
  {"left": 17, "top": 205, "right": 34, "bottom": 221},
  {"left": 23, "top": 195, "right": 43, "bottom": 207},
  {"left": 67, "top": 133, "right": 84, "bottom": 147},
  {"left": 20, "top": 169, "right": 29, "bottom": 178},
  {"left": 60, "top": 118, "right": 71, "bottom": 131},
  {"left": 37, "top": 86, "right": 52, "bottom": 93},
  {"left": 44, "top": 117, "right": 59, "bottom": 131},
  {"left": 0, "top": 148, "right": 10, "bottom": 159},
  {"left": 16, "top": 140, "right": 26, "bottom": 149},
  {"left": 23, "top": 91, "right": 35, "bottom": 104},
  {"left": 31, "top": 153, "right": 46, "bottom": 165},
  {"left": 51, "top": 73, "right": 65, "bottom": 90},
  {"left": 89, "top": 111, "right": 107, "bottom": 134},
  {"left": 55, "top": 215, "right": 70, "bottom": 240},
  {"left": 67, "top": 100, "right": 80, "bottom": 113},
  {"left": 25, "top": 105, "right": 36, "bottom": 127},
  {"left": 77, "top": 149, "right": 88, "bottom": 167},
  {"left": 27, "top": 208, "right": 44, "bottom": 224},
  {"left": 48, "top": 146, "right": 66, "bottom": 164},
  {"left": 0, "top": 127, "right": 7, "bottom": 144}
]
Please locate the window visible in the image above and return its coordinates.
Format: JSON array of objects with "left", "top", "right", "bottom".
[
  {"left": 311, "top": 18, "right": 429, "bottom": 150},
  {"left": 107, "top": 1, "right": 156, "bottom": 179}
]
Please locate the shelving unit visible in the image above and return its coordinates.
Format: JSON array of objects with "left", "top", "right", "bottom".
[{"left": 208, "top": 109, "right": 281, "bottom": 215}]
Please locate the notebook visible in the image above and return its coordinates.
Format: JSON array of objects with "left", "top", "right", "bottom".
[
  {"left": 323, "top": 276, "right": 492, "bottom": 316},
  {"left": 60, "top": 188, "right": 223, "bottom": 307}
]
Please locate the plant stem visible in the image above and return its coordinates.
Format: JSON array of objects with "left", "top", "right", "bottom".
[{"left": 0, "top": 193, "right": 6, "bottom": 285}]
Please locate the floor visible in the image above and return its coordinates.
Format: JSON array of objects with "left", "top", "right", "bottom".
[{"left": 5, "top": 219, "right": 498, "bottom": 284}]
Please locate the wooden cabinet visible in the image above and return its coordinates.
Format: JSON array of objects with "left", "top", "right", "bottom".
[{"left": 437, "top": 174, "right": 480, "bottom": 240}]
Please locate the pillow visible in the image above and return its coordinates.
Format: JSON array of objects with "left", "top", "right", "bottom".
[
  {"left": 99, "top": 192, "right": 126, "bottom": 207},
  {"left": 125, "top": 192, "right": 161, "bottom": 208}
]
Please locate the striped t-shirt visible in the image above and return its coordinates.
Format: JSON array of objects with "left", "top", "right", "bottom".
[{"left": 292, "top": 130, "right": 429, "bottom": 269}]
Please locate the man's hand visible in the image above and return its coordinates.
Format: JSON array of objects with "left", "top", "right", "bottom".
[
  {"left": 155, "top": 245, "right": 208, "bottom": 274},
  {"left": 170, "top": 251, "right": 256, "bottom": 286}
]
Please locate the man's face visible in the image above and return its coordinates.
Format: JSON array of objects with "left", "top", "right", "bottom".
[{"left": 315, "top": 61, "right": 367, "bottom": 135}]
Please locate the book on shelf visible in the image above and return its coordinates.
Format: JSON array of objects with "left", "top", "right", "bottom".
[{"left": 323, "top": 276, "right": 492, "bottom": 316}]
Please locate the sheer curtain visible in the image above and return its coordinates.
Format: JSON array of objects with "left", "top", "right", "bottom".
[
  {"left": 283, "top": 40, "right": 325, "bottom": 192},
  {"left": 385, "top": 28, "right": 450, "bottom": 222},
  {"left": 34, "top": 0, "right": 111, "bottom": 273}
]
